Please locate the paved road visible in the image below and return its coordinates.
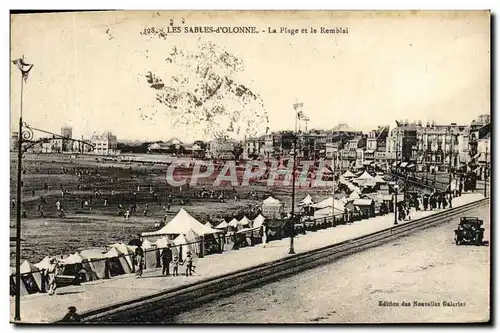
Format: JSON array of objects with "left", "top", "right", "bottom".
[{"left": 166, "top": 205, "right": 490, "bottom": 324}]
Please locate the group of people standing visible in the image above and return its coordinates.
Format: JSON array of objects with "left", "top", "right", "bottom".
[
  {"left": 160, "top": 245, "right": 194, "bottom": 277},
  {"left": 422, "top": 192, "right": 451, "bottom": 211},
  {"left": 133, "top": 244, "right": 195, "bottom": 279}
]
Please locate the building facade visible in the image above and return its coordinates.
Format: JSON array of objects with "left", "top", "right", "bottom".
[
  {"left": 90, "top": 132, "right": 118, "bottom": 155},
  {"left": 61, "top": 126, "right": 73, "bottom": 152}
]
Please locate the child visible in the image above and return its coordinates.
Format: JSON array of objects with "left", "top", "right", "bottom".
[
  {"left": 183, "top": 251, "right": 194, "bottom": 277},
  {"left": 172, "top": 256, "right": 179, "bottom": 276}
]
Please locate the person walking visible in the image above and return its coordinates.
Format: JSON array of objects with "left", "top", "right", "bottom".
[{"left": 161, "top": 245, "right": 173, "bottom": 276}]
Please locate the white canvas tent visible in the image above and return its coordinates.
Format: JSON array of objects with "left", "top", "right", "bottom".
[
  {"left": 239, "top": 216, "right": 252, "bottom": 227},
  {"left": 142, "top": 208, "right": 221, "bottom": 237},
  {"left": 142, "top": 238, "right": 154, "bottom": 248},
  {"left": 215, "top": 220, "right": 229, "bottom": 229},
  {"left": 357, "top": 171, "right": 374, "bottom": 180},
  {"left": 204, "top": 221, "right": 214, "bottom": 228},
  {"left": 262, "top": 196, "right": 283, "bottom": 218},
  {"left": 173, "top": 234, "right": 190, "bottom": 259},
  {"left": 312, "top": 197, "right": 345, "bottom": 211},
  {"left": 342, "top": 170, "right": 356, "bottom": 178},
  {"left": 298, "top": 194, "right": 314, "bottom": 206},
  {"left": 262, "top": 196, "right": 281, "bottom": 205},
  {"left": 62, "top": 252, "right": 84, "bottom": 265},
  {"left": 108, "top": 243, "right": 134, "bottom": 270},
  {"left": 349, "top": 191, "right": 360, "bottom": 199},
  {"left": 253, "top": 214, "right": 265, "bottom": 229},
  {"left": 353, "top": 198, "right": 374, "bottom": 206},
  {"left": 155, "top": 236, "right": 175, "bottom": 249},
  {"left": 80, "top": 249, "right": 106, "bottom": 260},
  {"left": 19, "top": 260, "right": 43, "bottom": 292},
  {"left": 228, "top": 218, "right": 239, "bottom": 228},
  {"left": 35, "top": 256, "right": 53, "bottom": 271},
  {"left": 20, "top": 260, "right": 41, "bottom": 274},
  {"left": 373, "top": 175, "right": 387, "bottom": 184},
  {"left": 314, "top": 206, "right": 344, "bottom": 218}
]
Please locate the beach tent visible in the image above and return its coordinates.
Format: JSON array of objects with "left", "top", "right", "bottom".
[
  {"left": 140, "top": 238, "right": 158, "bottom": 270},
  {"left": 358, "top": 178, "right": 377, "bottom": 188},
  {"left": 312, "top": 197, "right": 333, "bottom": 209},
  {"left": 80, "top": 249, "right": 107, "bottom": 279},
  {"left": 228, "top": 218, "right": 239, "bottom": 229},
  {"left": 215, "top": 220, "right": 229, "bottom": 229},
  {"left": 339, "top": 196, "right": 349, "bottom": 204},
  {"left": 253, "top": 214, "right": 265, "bottom": 229},
  {"left": 142, "top": 238, "right": 154, "bottom": 248},
  {"left": 262, "top": 196, "right": 283, "bottom": 218},
  {"left": 312, "top": 197, "right": 345, "bottom": 211},
  {"left": 298, "top": 194, "right": 314, "bottom": 206},
  {"left": 239, "top": 216, "right": 252, "bottom": 227},
  {"left": 10, "top": 267, "right": 28, "bottom": 297},
  {"left": 104, "top": 247, "right": 132, "bottom": 276},
  {"left": 204, "top": 221, "right": 214, "bottom": 228},
  {"left": 20, "top": 260, "right": 42, "bottom": 293},
  {"left": 35, "top": 256, "right": 53, "bottom": 271},
  {"left": 349, "top": 191, "right": 360, "bottom": 200},
  {"left": 142, "top": 208, "right": 221, "bottom": 237},
  {"left": 373, "top": 174, "right": 387, "bottom": 184},
  {"left": 185, "top": 229, "right": 202, "bottom": 255},
  {"left": 173, "top": 233, "right": 191, "bottom": 259},
  {"left": 62, "top": 252, "right": 98, "bottom": 282},
  {"left": 356, "top": 171, "right": 374, "bottom": 180},
  {"left": 342, "top": 170, "right": 356, "bottom": 179},
  {"left": 155, "top": 236, "right": 176, "bottom": 249},
  {"left": 109, "top": 243, "right": 135, "bottom": 270},
  {"left": 353, "top": 198, "right": 375, "bottom": 217}
]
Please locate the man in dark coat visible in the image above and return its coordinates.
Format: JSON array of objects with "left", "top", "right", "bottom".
[
  {"left": 161, "top": 245, "right": 173, "bottom": 276},
  {"left": 423, "top": 194, "right": 429, "bottom": 211}
]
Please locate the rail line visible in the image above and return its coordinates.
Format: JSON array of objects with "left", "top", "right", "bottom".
[{"left": 77, "top": 198, "right": 489, "bottom": 323}]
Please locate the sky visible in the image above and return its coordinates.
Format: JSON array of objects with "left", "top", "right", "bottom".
[{"left": 10, "top": 11, "right": 490, "bottom": 142}]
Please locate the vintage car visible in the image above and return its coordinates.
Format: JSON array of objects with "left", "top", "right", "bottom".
[{"left": 454, "top": 217, "right": 484, "bottom": 246}]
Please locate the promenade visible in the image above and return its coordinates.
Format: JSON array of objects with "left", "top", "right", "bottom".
[{"left": 10, "top": 193, "right": 485, "bottom": 323}]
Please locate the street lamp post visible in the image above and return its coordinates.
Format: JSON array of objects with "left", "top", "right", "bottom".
[
  {"left": 289, "top": 133, "right": 297, "bottom": 255},
  {"left": 289, "top": 102, "right": 303, "bottom": 255},
  {"left": 393, "top": 184, "right": 399, "bottom": 225},
  {"left": 14, "top": 63, "right": 26, "bottom": 322},
  {"left": 12, "top": 56, "right": 95, "bottom": 321}
]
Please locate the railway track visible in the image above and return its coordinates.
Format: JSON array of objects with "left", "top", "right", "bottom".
[{"left": 77, "top": 198, "right": 489, "bottom": 323}]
